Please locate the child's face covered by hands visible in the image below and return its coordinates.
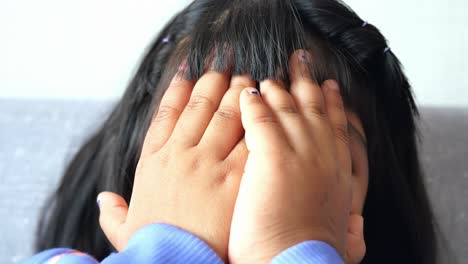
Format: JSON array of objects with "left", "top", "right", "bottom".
[
  {"left": 97, "top": 50, "right": 368, "bottom": 264},
  {"left": 98, "top": 62, "right": 253, "bottom": 261},
  {"left": 229, "top": 50, "right": 368, "bottom": 263}
]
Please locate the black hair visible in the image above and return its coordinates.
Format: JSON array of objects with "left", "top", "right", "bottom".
[{"left": 36, "top": 0, "right": 446, "bottom": 263}]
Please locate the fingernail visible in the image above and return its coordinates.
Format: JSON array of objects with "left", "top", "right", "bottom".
[
  {"left": 298, "top": 50, "right": 310, "bottom": 62},
  {"left": 246, "top": 88, "right": 260, "bottom": 96},
  {"left": 97, "top": 197, "right": 102, "bottom": 207},
  {"left": 209, "top": 56, "right": 218, "bottom": 71},
  {"left": 324, "top": 80, "right": 340, "bottom": 91},
  {"left": 292, "top": 50, "right": 312, "bottom": 80},
  {"left": 178, "top": 61, "right": 187, "bottom": 72}
]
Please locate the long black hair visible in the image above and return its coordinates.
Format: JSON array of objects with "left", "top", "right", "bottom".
[{"left": 36, "top": 0, "right": 444, "bottom": 263}]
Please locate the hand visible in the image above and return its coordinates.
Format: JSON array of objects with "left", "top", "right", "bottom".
[
  {"left": 345, "top": 214, "right": 366, "bottom": 264},
  {"left": 229, "top": 50, "right": 354, "bottom": 263},
  {"left": 97, "top": 64, "right": 255, "bottom": 261}
]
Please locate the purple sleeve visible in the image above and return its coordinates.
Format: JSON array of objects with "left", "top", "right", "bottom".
[{"left": 271, "top": 241, "right": 344, "bottom": 264}]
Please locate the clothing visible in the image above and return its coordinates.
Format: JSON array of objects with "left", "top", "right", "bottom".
[{"left": 23, "top": 223, "right": 344, "bottom": 264}]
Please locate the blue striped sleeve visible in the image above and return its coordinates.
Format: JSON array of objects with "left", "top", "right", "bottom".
[
  {"left": 23, "top": 224, "right": 344, "bottom": 264},
  {"left": 271, "top": 241, "right": 344, "bottom": 264},
  {"left": 22, "top": 224, "right": 223, "bottom": 264},
  {"left": 101, "top": 223, "right": 224, "bottom": 264}
]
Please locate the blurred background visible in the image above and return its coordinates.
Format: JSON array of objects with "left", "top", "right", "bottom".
[
  {"left": 1, "top": 0, "right": 467, "bottom": 105},
  {"left": 1, "top": 0, "right": 467, "bottom": 263}
]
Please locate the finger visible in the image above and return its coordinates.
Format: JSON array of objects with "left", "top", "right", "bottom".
[
  {"left": 239, "top": 88, "right": 291, "bottom": 154},
  {"left": 170, "top": 62, "right": 230, "bottom": 147},
  {"left": 97, "top": 192, "right": 129, "bottom": 251},
  {"left": 289, "top": 50, "right": 326, "bottom": 123},
  {"left": 259, "top": 79, "right": 309, "bottom": 149},
  {"left": 323, "top": 79, "right": 352, "bottom": 175},
  {"left": 345, "top": 214, "right": 366, "bottom": 264},
  {"left": 224, "top": 137, "right": 248, "bottom": 176},
  {"left": 200, "top": 75, "right": 255, "bottom": 160},
  {"left": 141, "top": 64, "right": 194, "bottom": 157}
]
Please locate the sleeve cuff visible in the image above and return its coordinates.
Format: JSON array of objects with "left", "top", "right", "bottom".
[
  {"left": 270, "top": 241, "right": 344, "bottom": 264},
  {"left": 102, "top": 223, "right": 224, "bottom": 264},
  {"left": 21, "top": 249, "right": 97, "bottom": 264}
]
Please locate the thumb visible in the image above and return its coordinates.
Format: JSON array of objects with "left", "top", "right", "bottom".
[
  {"left": 345, "top": 214, "right": 366, "bottom": 264},
  {"left": 239, "top": 87, "right": 288, "bottom": 153},
  {"left": 97, "top": 192, "right": 129, "bottom": 251}
]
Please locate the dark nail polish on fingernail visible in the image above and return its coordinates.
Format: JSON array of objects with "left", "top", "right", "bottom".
[
  {"left": 299, "top": 54, "right": 307, "bottom": 62},
  {"left": 248, "top": 88, "right": 260, "bottom": 96},
  {"left": 298, "top": 50, "right": 309, "bottom": 62}
]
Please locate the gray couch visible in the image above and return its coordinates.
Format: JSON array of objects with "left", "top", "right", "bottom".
[{"left": 0, "top": 99, "right": 467, "bottom": 263}]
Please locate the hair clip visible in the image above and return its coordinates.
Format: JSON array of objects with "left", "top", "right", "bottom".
[
  {"left": 362, "top": 21, "right": 368, "bottom": 27},
  {"left": 383, "top": 47, "right": 391, "bottom": 54},
  {"left": 162, "top": 36, "right": 171, "bottom": 43}
]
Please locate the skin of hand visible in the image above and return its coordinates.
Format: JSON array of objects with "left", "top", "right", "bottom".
[
  {"left": 96, "top": 62, "right": 255, "bottom": 261},
  {"left": 228, "top": 50, "right": 360, "bottom": 263},
  {"left": 97, "top": 51, "right": 366, "bottom": 263},
  {"left": 345, "top": 214, "right": 366, "bottom": 264}
]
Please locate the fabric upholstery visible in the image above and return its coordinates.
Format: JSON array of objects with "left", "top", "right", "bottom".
[{"left": 0, "top": 100, "right": 466, "bottom": 263}]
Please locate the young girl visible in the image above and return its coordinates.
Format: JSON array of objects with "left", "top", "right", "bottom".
[
  {"left": 26, "top": 50, "right": 363, "bottom": 264},
  {"left": 34, "top": 0, "right": 442, "bottom": 263}
]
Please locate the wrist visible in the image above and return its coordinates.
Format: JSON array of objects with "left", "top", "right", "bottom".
[
  {"left": 232, "top": 230, "right": 342, "bottom": 263},
  {"left": 122, "top": 223, "right": 225, "bottom": 264}
]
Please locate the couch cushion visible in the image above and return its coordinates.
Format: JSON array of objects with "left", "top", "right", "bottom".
[
  {"left": 0, "top": 99, "right": 466, "bottom": 262},
  {"left": 419, "top": 107, "right": 468, "bottom": 261}
]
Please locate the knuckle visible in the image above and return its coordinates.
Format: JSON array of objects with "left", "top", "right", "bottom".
[
  {"left": 167, "top": 81, "right": 185, "bottom": 91},
  {"left": 334, "top": 123, "right": 350, "bottom": 144},
  {"left": 211, "top": 170, "right": 229, "bottom": 187},
  {"left": 332, "top": 101, "right": 345, "bottom": 114},
  {"left": 188, "top": 156, "right": 202, "bottom": 171},
  {"left": 302, "top": 101, "right": 326, "bottom": 118},
  {"left": 154, "top": 105, "right": 180, "bottom": 122},
  {"left": 275, "top": 103, "right": 298, "bottom": 115},
  {"left": 186, "top": 94, "right": 215, "bottom": 111},
  {"left": 155, "top": 152, "right": 170, "bottom": 167},
  {"left": 252, "top": 113, "right": 277, "bottom": 125},
  {"left": 229, "top": 79, "right": 250, "bottom": 90},
  {"left": 327, "top": 91, "right": 345, "bottom": 111},
  {"left": 215, "top": 106, "right": 239, "bottom": 121}
]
